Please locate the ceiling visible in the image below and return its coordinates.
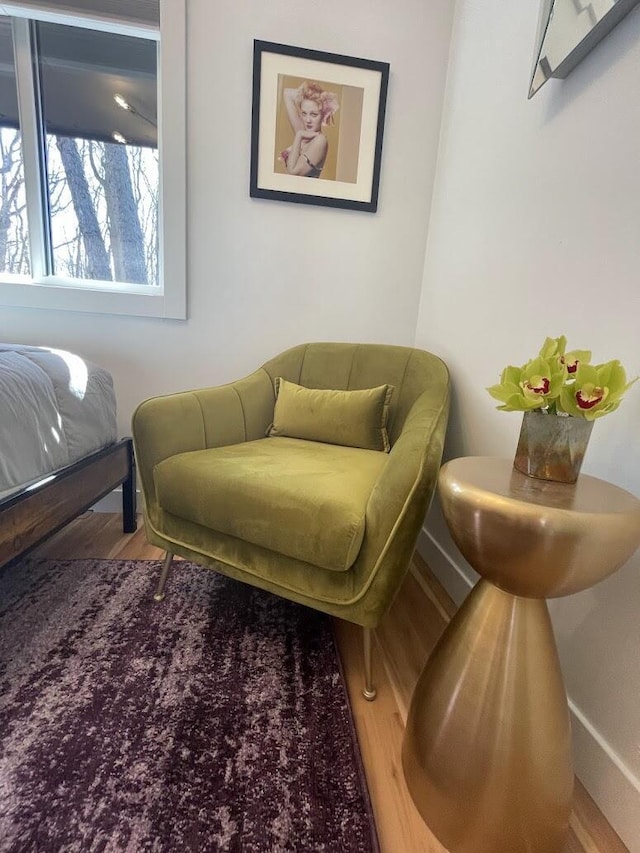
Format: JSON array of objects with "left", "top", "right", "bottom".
[
  {"left": 0, "top": 0, "right": 159, "bottom": 27},
  {"left": 0, "top": 15, "right": 157, "bottom": 148}
]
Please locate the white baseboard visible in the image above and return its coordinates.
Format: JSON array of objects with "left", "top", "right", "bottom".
[
  {"left": 90, "top": 487, "right": 141, "bottom": 514},
  {"left": 416, "top": 527, "right": 476, "bottom": 606},
  {"left": 416, "top": 525, "right": 640, "bottom": 852},
  {"left": 570, "top": 702, "right": 640, "bottom": 853}
]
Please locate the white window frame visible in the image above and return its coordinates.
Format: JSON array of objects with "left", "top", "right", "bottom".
[{"left": 0, "top": 0, "right": 186, "bottom": 319}]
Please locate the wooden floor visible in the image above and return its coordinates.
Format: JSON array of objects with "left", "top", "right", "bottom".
[{"left": 28, "top": 512, "right": 627, "bottom": 853}]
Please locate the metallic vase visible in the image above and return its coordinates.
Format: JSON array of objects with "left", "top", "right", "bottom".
[{"left": 513, "top": 411, "right": 594, "bottom": 484}]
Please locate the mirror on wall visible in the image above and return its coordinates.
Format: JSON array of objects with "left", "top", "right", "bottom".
[{"left": 529, "top": 0, "right": 640, "bottom": 98}]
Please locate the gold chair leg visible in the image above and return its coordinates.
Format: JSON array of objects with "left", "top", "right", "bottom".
[
  {"left": 153, "top": 551, "right": 174, "bottom": 602},
  {"left": 362, "top": 626, "right": 377, "bottom": 701}
]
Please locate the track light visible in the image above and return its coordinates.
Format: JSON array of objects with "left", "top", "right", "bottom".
[{"left": 113, "top": 92, "right": 156, "bottom": 128}]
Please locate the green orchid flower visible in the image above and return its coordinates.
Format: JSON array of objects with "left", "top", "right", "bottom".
[
  {"left": 562, "top": 349, "right": 591, "bottom": 375},
  {"left": 559, "top": 360, "right": 637, "bottom": 420},
  {"left": 538, "top": 336, "right": 567, "bottom": 361},
  {"left": 487, "top": 356, "right": 565, "bottom": 412},
  {"left": 538, "top": 336, "right": 591, "bottom": 375}
]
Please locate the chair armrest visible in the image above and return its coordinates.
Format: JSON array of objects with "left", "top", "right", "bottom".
[
  {"left": 194, "top": 368, "right": 276, "bottom": 445},
  {"left": 132, "top": 390, "right": 207, "bottom": 510},
  {"left": 353, "top": 389, "right": 450, "bottom": 612},
  {"left": 132, "top": 368, "right": 276, "bottom": 511}
]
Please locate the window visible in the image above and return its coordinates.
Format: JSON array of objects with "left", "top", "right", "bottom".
[
  {"left": 0, "top": 0, "right": 185, "bottom": 319},
  {"left": 0, "top": 17, "right": 30, "bottom": 277}
]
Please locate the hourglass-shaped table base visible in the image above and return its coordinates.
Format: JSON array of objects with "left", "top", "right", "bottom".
[{"left": 402, "top": 457, "right": 640, "bottom": 853}]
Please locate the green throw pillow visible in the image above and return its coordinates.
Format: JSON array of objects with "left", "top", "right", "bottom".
[{"left": 267, "top": 378, "right": 394, "bottom": 452}]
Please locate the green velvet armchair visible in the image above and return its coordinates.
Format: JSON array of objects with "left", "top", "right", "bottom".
[{"left": 132, "top": 342, "right": 450, "bottom": 699}]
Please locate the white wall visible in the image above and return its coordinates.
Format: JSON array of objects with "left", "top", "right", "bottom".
[
  {"left": 415, "top": 2, "right": 640, "bottom": 848},
  {"left": 4, "top": 0, "right": 455, "bottom": 439}
]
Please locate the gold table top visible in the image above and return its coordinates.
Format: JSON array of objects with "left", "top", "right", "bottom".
[{"left": 439, "top": 456, "right": 640, "bottom": 598}]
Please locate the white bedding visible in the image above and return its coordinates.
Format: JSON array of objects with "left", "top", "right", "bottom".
[{"left": 0, "top": 344, "right": 117, "bottom": 499}]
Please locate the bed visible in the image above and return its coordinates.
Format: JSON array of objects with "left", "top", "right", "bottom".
[{"left": 0, "top": 344, "right": 136, "bottom": 568}]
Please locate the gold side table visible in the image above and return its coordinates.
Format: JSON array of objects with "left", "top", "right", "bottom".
[{"left": 402, "top": 456, "right": 640, "bottom": 853}]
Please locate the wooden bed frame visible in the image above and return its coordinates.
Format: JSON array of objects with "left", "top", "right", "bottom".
[{"left": 0, "top": 437, "right": 137, "bottom": 569}]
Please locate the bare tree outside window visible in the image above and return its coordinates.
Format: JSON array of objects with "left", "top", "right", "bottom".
[
  {"left": 0, "top": 127, "right": 159, "bottom": 284},
  {"left": 0, "top": 129, "right": 30, "bottom": 275},
  {"left": 48, "top": 136, "right": 159, "bottom": 285}
]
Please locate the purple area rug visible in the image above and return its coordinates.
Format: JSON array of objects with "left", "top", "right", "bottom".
[{"left": 0, "top": 557, "right": 379, "bottom": 853}]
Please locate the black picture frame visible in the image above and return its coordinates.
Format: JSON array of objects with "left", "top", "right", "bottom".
[{"left": 250, "top": 40, "right": 390, "bottom": 213}]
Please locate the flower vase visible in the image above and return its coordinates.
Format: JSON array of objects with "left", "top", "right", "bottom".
[{"left": 513, "top": 411, "right": 594, "bottom": 484}]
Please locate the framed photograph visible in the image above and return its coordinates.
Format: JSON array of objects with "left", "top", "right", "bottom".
[{"left": 250, "top": 40, "right": 390, "bottom": 213}]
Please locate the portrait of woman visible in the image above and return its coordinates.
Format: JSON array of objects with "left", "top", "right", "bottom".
[
  {"left": 252, "top": 41, "right": 388, "bottom": 209},
  {"left": 277, "top": 79, "right": 340, "bottom": 180}
]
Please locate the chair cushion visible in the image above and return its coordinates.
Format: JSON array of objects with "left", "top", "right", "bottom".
[
  {"left": 267, "top": 379, "right": 393, "bottom": 451},
  {"left": 154, "top": 437, "right": 388, "bottom": 572}
]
